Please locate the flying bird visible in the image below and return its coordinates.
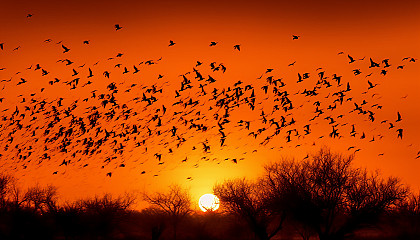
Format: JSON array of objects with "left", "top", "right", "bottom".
[
  {"left": 348, "top": 55, "right": 356, "bottom": 63},
  {"left": 369, "top": 58, "right": 380, "bottom": 68},
  {"left": 397, "top": 129, "right": 403, "bottom": 139},
  {"left": 396, "top": 112, "right": 402, "bottom": 122},
  {"left": 61, "top": 45, "right": 70, "bottom": 53},
  {"left": 114, "top": 24, "right": 122, "bottom": 30}
]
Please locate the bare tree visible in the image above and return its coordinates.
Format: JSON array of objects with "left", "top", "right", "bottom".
[
  {"left": 264, "top": 148, "right": 408, "bottom": 240},
  {"left": 79, "top": 193, "right": 136, "bottom": 238},
  {"left": 9, "top": 180, "right": 26, "bottom": 210},
  {"left": 54, "top": 201, "right": 85, "bottom": 239},
  {"left": 140, "top": 207, "right": 168, "bottom": 240},
  {"left": 213, "top": 178, "right": 286, "bottom": 240},
  {"left": 0, "top": 174, "right": 13, "bottom": 210},
  {"left": 24, "top": 184, "right": 59, "bottom": 214},
  {"left": 144, "top": 184, "right": 192, "bottom": 240},
  {"left": 81, "top": 192, "right": 135, "bottom": 213},
  {"left": 400, "top": 192, "right": 420, "bottom": 215}
]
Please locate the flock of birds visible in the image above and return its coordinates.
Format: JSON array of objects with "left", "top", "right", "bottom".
[{"left": 0, "top": 20, "right": 418, "bottom": 180}]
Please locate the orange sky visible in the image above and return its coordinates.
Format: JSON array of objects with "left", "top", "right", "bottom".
[{"left": 0, "top": 0, "right": 419, "bottom": 209}]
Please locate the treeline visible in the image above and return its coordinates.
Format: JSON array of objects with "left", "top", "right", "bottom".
[
  {"left": 214, "top": 148, "right": 420, "bottom": 240},
  {"left": 1, "top": 148, "right": 420, "bottom": 240}
]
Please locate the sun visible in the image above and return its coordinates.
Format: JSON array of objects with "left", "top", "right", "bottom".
[{"left": 198, "top": 194, "right": 220, "bottom": 212}]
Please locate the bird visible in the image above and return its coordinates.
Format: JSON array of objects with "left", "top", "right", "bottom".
[
  {"left": 353, "top": 69, "right": 361, "bottom": 75},
  {"left": 233, "top": 45, "right": 241, "bottom": 51},
  {"left": 367, "top": 80, "right": 377, "bottom": 89},
  {"left": 114, "top": 24, "right": 122, "bottom": 30},
  {"left": 133, "top": 65, "right": 140, "bottom": 74},
  {"left": 348, "top": 55, "right": 355, "bottom": 63},
  {"left": 382, "top": 59, "right": 391, "bottom": 68},
  {"left": 0, "top": 43, "right": 3, "bottom": 50},
  {"left": 209, "top": 41, "right": 218, "bottom": 46},
  {"left": 396, "top": 112, "right": 402, "bottom": 122},
  {"left": 87, "top": 68, "right": 93, "bottom": 78},
  {"left": 369, "top": 58, "right": 380, "bottom": 68},
  {"left": 397, "top": 129, "right": 403, "bottom": 139},
  {"left": 169, "top": 40, "right": 176, "bottom": 46},
  {"left": 61, "top": 45, "right": 70, "bottom": 53},
  {"left": 292, "top": 35, "right": 300, "bottom": 40}
]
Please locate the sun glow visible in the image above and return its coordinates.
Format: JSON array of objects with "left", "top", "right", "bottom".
[{"left": 198, "top": 194, "right": 220, "bottom": 212}]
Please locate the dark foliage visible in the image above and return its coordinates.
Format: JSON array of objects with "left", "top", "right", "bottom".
[{"left": 0, "top": 148, "right": 419, "bottom": 240}]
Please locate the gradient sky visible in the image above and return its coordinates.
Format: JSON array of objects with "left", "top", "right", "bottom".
[{"left": 1, "top": 0, "right": 419, "bottom": 209}]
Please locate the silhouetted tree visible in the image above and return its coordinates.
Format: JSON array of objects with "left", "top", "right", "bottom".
[
  {"left": 24, "top": 184, "right": 59, "bottom": 214},
  {"left": 139, "top": 207, "right": 168, "bottom": 240},
  {"left": 0, "top": 174, "right": 13, "bottom": 211},
  {"left": 213, "top": 178, "right": 286, "bottom": 240},
  {"left": 393, "top": 191, "right": 420, "bottom": 238},
  {"left": 54, "top": 201, "right": 85, "bottom": 240},
  {"left": 400, "top": 192, "right": 420, "bottom": 216},
  {"left": 264, "top": 148, "right": 408, "bottom": 240},
  {"left": 144, "top": 184, "right": 192, "bottom": 240},
  {"left": 80, "top": 193, "right": 136, "bottom": 238},
  {"left": 8, "top": 178, "right": 26, "bottom": 210}
]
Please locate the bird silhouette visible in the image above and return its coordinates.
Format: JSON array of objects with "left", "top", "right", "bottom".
[
  {"left": 114, "top": 24, "right": 122, "bottom": 30},
  {"left": 348, "top": 55, "right": 355, "bottom": 63},
  {"left": 87, "top": 68, "right": 93, "bottom": 78},
  {"left": 397, "top": 129, "right": 403, "bottom": 139},
  {"left": 382, "top": 59, "right": 391, "bottom": 68},
  {"left": 367, "top": 80, "right": 377, "bottom": 89},
  {"left": 369, "top": 58, "right": 380, "bottom": 68},
  {"left": 396, "top": 112, "right": 402, "bottom": 122},
  {"left": 61, "top": 45, "right": 70, "bottom": 53}
]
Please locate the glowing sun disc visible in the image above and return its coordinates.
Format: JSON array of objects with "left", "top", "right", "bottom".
[{"left": 199, "top": 194, "right": 220, "bottom": 212}]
